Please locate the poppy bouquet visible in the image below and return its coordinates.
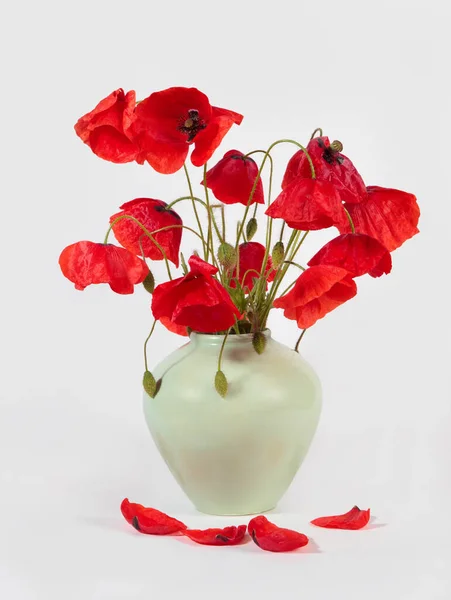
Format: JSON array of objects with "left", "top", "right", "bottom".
[{"left": 60, "top": 86, "right": 420, "bottom": 397}]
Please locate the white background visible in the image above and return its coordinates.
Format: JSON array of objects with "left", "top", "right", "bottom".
[{"left": 1, "top": 0, "right": 450, "bottom": 598}]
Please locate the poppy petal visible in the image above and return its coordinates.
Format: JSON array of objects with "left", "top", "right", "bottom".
[
  {"left": 230, "top": 242, "right": 273, "bottom": 292},
  {"left": 89, "top": 127, "right": 138, "bottom": 163},
  {"left": 159, "top": 316, "right": 189, "bottom": 337},
  {"left": 339, "top": 186, "right": 420, "bottom": 252},
  {"left": 120, "top": 498, "right": 187, "bottom": 535},
  {"left": 183, "top": 525, "right": 247, "bottom": 546},
  {"left": 311, "top": 506, "right": 370, "bottom": 530},
  {"left": 308, "top": 233, "right": 392, "bottom": 278},
  {"left": 191, "top": 107, "right": 243, "bottom": 167},
  {"left": 248, "top": 515, "right": 309, "bottom": 552}
]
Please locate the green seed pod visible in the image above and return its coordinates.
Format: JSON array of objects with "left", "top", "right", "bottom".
[
  {"left": 143, "top": 370, "right": 157, "bottom": 398},
  {"left": 217, "top": 243, "right": 237, "bottom": 270},
  {"left": 246, "top": 218, "right": 258, "bottom": 241},
  {"left": 271, "top": 241, "right": 285, "bottom": 269},
  {"left": 252, "top": 331, "right": 267, "bottom": 355},
  {"left": 330, "top": 140, "right": 343, "bottom": 153},
  {"left": 215, "top": 370, "right": 228, "bottom": 398},
  {"left": 142, "top": 271, "right": 155, "bottom": 294}
]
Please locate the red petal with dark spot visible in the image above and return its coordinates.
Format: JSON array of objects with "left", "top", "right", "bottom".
[
  {"left": 311, "top": 506, "right": 370, "bottom": 530},
  {"left": 248, "top": 516, "right": 309, "bottom": 552},
  {"left": 183, "top": 525, "right": 247, "bottom": 546},
  {"left": 120, "top": 498, "right": 186, "bottom": 535}
]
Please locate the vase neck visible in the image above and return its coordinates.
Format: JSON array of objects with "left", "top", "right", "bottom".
[{"left": 189, "top": 329, "right": 271, "bottom": 347}]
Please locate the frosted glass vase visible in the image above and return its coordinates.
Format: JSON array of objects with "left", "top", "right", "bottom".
[{"left": 143, "top": 330, "right": 322, "bottom": 516}]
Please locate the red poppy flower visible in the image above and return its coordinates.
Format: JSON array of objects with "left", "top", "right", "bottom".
[
  {"left": 131, "top": 87, "right": 243, "bottom": 174},
  {"left": 59, "top": 241, "right": 149, "bottom": 294},
  {"left": 183, "top": 525, "right": 247, "bottom": 546},
  {"left": 203, "top": 150, "right": 264, "bottom": 206},
  {"left": 120, "top": 499, "right": 187, "bottom": 535},
  {"left": 273, "top": 265, "right": 357, "bottom": 328},
  {"left": 110, "top": 198, "right": 182, "bottom": 267},
  {"left": 311, "top": 505, "right": 370, "bottom": 530},
  {"left": 248, "top": 516, "right": 309, "bottom": 552},
  {"left": 282, "top": 136, "right": 367, "bottom": 204},
  {"left": 160, "top": 316, "right": 189, "bottom": 337},
  {"left": 230, "top": 242, "right": 275, "bottom": 292},
  {"left": 308, "top": 233, "right": 392, "bottom": 278},
  {"left": 266, "top": 178, "right": 346, "bottom": 231},
  {"left": 74, "top": 89, "right": 139, "bottom": 163},
  {"left": 338, "top": 186, "right": 420, "bottom": 252},
  {"left": 152, "top": 255, "right": 241, "bottom": 333}
]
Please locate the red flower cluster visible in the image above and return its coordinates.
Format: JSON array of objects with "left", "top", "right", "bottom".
[
  {"left": 75, "top": 87, "right": 243, "bottom": 174},
  {"left": 121, "top": 499, "right": 371, "bottom": 551}
]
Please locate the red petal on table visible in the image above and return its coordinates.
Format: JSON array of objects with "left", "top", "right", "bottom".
[
  {"left": 183, "top": 525, "right": 247, "bottom": 546},
  {"left": 120, "top": 498, "right": 186, "bottom": 535},
  {"left": 248, "top": 515, "right": 309, "bottom": 552},
  {"left": 311, "top": 505, "right": 370, "bottom": 530}
]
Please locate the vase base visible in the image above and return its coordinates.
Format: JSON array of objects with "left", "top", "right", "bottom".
[{"left": 194, "top": 505, "right": 276, "bottom": 517}]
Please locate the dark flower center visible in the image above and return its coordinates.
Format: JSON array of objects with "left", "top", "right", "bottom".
[
  {"left": 318, "top": 139, "right": 344, "bottom": 165},
  {"left": 178, "top": 109, "right": 207, "bottom": 143}
]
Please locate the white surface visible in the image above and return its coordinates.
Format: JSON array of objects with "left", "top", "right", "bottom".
[{"left": 1, "top": 0, "right": 450, "bottom": 598}]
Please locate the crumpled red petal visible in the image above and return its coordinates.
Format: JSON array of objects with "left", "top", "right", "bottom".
[
  {"left": 308, "top": 233, "right": 392, "bottom": 278},
  {"left": 283, "top": 136, "right": 367, "bottom": 204},
  {"left": 191, "top": 107, "right": 243, "bottom": 167},
  {"left": 74, "top": 89, "right": 138, "bottom": 163},
  {"left": 183, "top": 525, "right": 247, "bottom": 546},
  {"left": 273, "top": 265, "right": 357, "bottom": 328},
  {"left": 159, "top": 316, "right": 189, "bottom": 337},
  {"left": 152, "top": 255, "right": 241, "bottom": 333},
  {"left": 110, "top": 198, "right": 183, "bottom": 267},
  {"left": 248, "top": 516, "right": 309, "bottom": 552},
  {"left": 120, "top": 498, "right": 187, "bottom": 535},
  {"left": 230, "top": 242, "right": 274, "bottom": 292},
  {"left": 266, "top": 178, "right": 345, "bottom": 230},
  {"left": 203, "top": 149, "right": 264, "bottom": 206},
  {"left": 338, "top": 186, "right": 420, "bottom": 252},
  {"left": 311, "top": 505, "right": 370, "bottom": 530},
  {"left": 59, "top": 241, "right": 148, "bottom": 294}
]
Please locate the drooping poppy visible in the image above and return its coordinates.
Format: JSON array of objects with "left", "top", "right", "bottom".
[
  {"left": 338, "top": 186, "right": 420, "bottom": 252},
  {"left": 59, "top": 241, "right": 149, "bottom": 294},
  {"left": 120, "top": 499, "right": 187, "bottom": 535},
  {"left": 273, "top": 265, "right": 357, "bottom": 329},
  {"left": 131, "top": 87, "right": 243, "bottom": 174},
  {"left": 74, "top": 88, "right": 139, "bottom": 163},
  {"left": 266, "top": 178, "right": 346, "bottom": 231},
  {"left": 311, "top": 505, "right": 370, "bottom": 530},
  {"left": 183, "top": 525, "right": 247, "bottom": 546},
  {"left": 308, "top": 233, "right": 392, "bottom": 278},
  {"left": 152, "top": 255, "right": 241, "bottom": 333},
  {"left": 110, "top": 198, "right": 182, "bottom": 267},
  {"left": 203, "top": 150, "right": 264, "bottom": 205},
  {"left": 230, "top": 242, "right": 275, "bottom": 292},
  {"left": 248, "top": 516, "right": 309, "bottom": 552},
  {"left": 282, "top": 136, "right": 367, "bottom": 204}
]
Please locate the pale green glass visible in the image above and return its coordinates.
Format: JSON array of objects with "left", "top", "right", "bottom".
[{"left": 143, "top": 330, "right": 322, "bottom": 515}]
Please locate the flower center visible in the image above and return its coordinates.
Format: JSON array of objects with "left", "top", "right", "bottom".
[
  {"left": 318, "top": 139, "right": 344, "bottom": 165},
  {"left": 178, "top": 109, "right": 207, "bottom": 143}
]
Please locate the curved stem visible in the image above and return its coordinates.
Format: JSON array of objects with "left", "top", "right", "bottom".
[
  {"left": 294, "top": 328, "right": 307, "bottom": 352},
  {"left": 343, "top": 206, "right": 356, "bottom": 233},
  {"left": 202, "top": 163, "right": 214, "bottom": 262},
  {"left": 184, "top": 164, "right": 207, "bottom": 259},
  {"left": 282, "top": 260, "right": 305, "bottom": 271},
  {"left": 310, "top": 127, "right": 323, "bottom": 140},
  {"left": 217, "top": 328, "right": 231, "bottom": 372},
  {"left": 150, "top": 223, "right": 206, "bottom": 244},
  {"left": 166, "top": 195, "right": 207, "bottom": 211},
  {"left": 279, "top": 221, "right": 286, "bottom": 242},
  {"left": 105, "top": 215, "right": 173, "bottom": 280},
  {"left": 144, "top": 320, "right": 157, "bottom": 371}
]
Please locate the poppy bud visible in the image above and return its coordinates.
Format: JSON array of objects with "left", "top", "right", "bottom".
[
  {"left": 143, "top": 370, "right": 157, "bottom": 398},
  {"left": 217, "top": 243, "right": 237, "bottom": 270},
  {"left": 271, "top": 241, "right": 285, "bottom": 269},
  {"left": 330, "top": 140, "right": 343, "bottom": 153},
  {"left": 246, "top": 218, "right": 258, "bottom": 241},
  {"left": 252, "top": 331, "right": 266, "bottom": 354},
  {"left": 142, "top": 270, "right": 155, "bottom": 294},
  {"left": 215, "top": 370, "right": 228, "bottom": 398}
]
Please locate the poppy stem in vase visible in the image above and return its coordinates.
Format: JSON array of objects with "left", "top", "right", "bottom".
[
  {"left": 144, "top": 320, "right": 157, "bottom": 372},
  {"left": 183, "top": 164, "right": 207, "bottom": 259},
  {"left": 104, "top": 215, "right": 174, "bottom": 280}
]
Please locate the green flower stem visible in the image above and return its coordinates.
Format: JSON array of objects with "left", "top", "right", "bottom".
[
  {"left": 184, "top": 164, "right": 207, "bottom": 260},
  {"left": 294, "top": 328, "right": 307, "bottom": 352},
  {"left": 278, "top": 278, "right": 297, "bottom": 298},
  {"left": 144, "top": 320, "right": 157, "bottom": 371},
  {"left": 279, "top": 221, "right": 286, "bottom": 242},
  {"left": 282, "top": 260, "right": 306, "bottom": 271},
  {"left": 105, "top": 215, "right": 173, "bottom": 280},
  {"left": 310, "top": 127, "right": 323, "bottom": 140},
  {"left": 343, "top": 206, "right": 356, "bottom": 233},
  {"left": 217, "top": 327, "right": 231, "bottom": 372},
  {"left": 166, "top": 195, "right": 207, "bottom": 211},
  {"left": 202, "top": 163, "right": 214, "bottom": 263},
  {"left": 210, "top": 205, "right": 225, "bottom": 244}
]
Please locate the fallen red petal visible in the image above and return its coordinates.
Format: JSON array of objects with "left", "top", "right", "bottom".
[
  {"left": 311, "top": 505, "right": 370, "bottom": 530},
  {"left": 120, "top": 498, "right": 186, "bottom": 535},
  {"left": 183, "top": 525, "right": 247, "bottom": 546},
  {"left": 248, "top": 515, "right": 309, "bottom": 552}
]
